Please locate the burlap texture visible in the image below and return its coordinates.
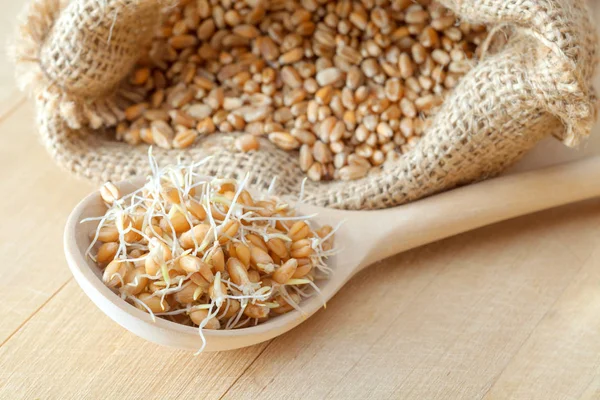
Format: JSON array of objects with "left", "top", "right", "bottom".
[{"left": 11, "top": 0, "right": 598, "bottom": 209}]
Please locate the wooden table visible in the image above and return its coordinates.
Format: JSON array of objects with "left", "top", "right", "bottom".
[{"left": 2, "top": 3, "right": 600, "bottom": 399}]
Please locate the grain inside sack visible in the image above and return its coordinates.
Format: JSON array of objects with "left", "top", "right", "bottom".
[
  {"left": 11, "top": 0, "right": 598, "bottom": 209},
  {"left": 117, "top": 0, "right": 487, "bottom": 182}
]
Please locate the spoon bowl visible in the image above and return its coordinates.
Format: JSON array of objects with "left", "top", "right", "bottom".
[{"left": 65, "top": 157, "right": 600, "bottom": 351}]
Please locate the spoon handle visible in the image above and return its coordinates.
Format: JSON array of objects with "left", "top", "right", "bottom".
[{"left": 352, "top": 156, "right": 600, "bottom": 269}]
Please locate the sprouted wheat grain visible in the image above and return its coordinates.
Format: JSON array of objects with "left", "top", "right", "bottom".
[{"left": 83, "top": 148, "right": 338, "bottom": 351}]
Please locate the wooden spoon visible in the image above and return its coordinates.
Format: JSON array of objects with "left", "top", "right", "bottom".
[{"left": 64, "top": 156, "right": 600, "bottom": 351}]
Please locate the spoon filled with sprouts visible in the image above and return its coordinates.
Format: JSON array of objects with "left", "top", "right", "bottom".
[{"left": 65, "top": 150, "right": 600, "bottom": 352}]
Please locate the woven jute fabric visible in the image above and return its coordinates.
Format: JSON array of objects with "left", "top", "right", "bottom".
[{"left": 11, "top": 0, "right": 598, "bottom": 209}]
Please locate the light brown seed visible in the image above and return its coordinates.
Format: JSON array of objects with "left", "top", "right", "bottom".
[
  {"left": 292, "top": 263, "right": 312, "bottom": 279},
  {"left": 432, "top": 16, "right": 455, "bottom": 31},
  {"left": 197, "top": 117, "right": 216, "bottom": 134},
  {"left": 227, "top": 113, "right": 246, "bottom": 131},
  {"left": 307, "top": 162, "right": 322, "bottom": 181},
  {"left": 268, "top": 132, "right": 301, "bottom": 150},
  {"left": 290, "top": 239, "right": 313, "bottom": 258},
  {"left": 131, "top": 68, "right": 150, "bottom": 85},
  {"left": 223, "top": 97, "right": 243, "bottom": 111},
  {"left": 190, "top": 309, "right": 220, "bottom": 329},
  {"left": 183, "top": 199, "right": 205, "bottom": 221},
  {"left": 246, "top": 233, "right": 268, "bottom": 252},
  {"left": 330, "top": 120, "right": 345, "bottom": 142},
  {"left": 411, "top": 43, "right": 427, "bottom": 64},
  {"left": 319, "top": 116, "right": 338, "bottom": 143},
  {"left": 316, "top": 67, "right": 343, "bottom": 86},
  {"left": 271, "top": 292, "right": 302, "bottom": 314},
  {"left": 431, "top": 49, "right": 451, "bottom": 66},
  {"left": 169, "top": 34, "right": 198, "bottom": 49},
  {"left": 250, "top": 245, "right": 275, "bottom": 273},
  {"left": 186, "top": 104, "right": 212, "bottom": 120},
  {"left": 299, "top": 144, "right": 314, "bottom": 172},
  {"left": 179, "top": 255, "right": 202, "bottom": 274},
  {"left": 272, "top": 259, "right": 298, "bottom": 284},
  {"left": 356, "top": 143, "right": 374, "bottom": 158},
  {"left": 415, "top": 94, "right": 442, "bottom": 111},
  {"left": 173, "top": 129, "right": 198, "bottom": 149},
  {"left": 361, "top": 59, "right": 379, "bottom": 78},
  {"left": 169, "top": 88, "right": 195, "bottom": 108},
  {"left": 371, "top": 150, "right": 385, "bottom": 166},
  {"left": 313, "top": 140, "right": 333, "bottom": 163},
  {"left": 197, "top": 19, "right": 215, "bottom": 40},
  {"left": 97, "top": 225, "right": 119, "bottom": 242},
  {"left": 233, "top": 24, "right": 260, "bottom": 39},
  {"left": 400, "top": 98, "right": 417, "bottom": 118},
  {"left": 100, "top": 182, "right": 120, "bottom": 204},
  {"left": 239, "top": 106, "right": 271, "bottom": 122},
  {"left": 349, "top": 11, "right": 367, "bottom": 30},
  {"left": 376, "top": 122, "right": 394, "bottom": 138},
  {"left": 281, "top": 66, "right": 303, "bottom": 89},
  {"left": 279, "top": 47, "right": 304, "bottom": 64},
  {"left": 97, "top": 242, "right": 118, "bottom": 264},
  {"left": 138, "top": 292, "right": 170, "bottom": 313},
  {"left": 103, "top": 260, "right": 128, "bottom": 288},
  {"left": 125, "top": 103, "right": 148, "bottom": 121},
  {"left": 337, "top": 44, "right": 363, "bottom": 64},
  {"left": 339, "top": 165, "right": 368, "bottom": 180},
  {"left": 288, "top": 221, "right": 310, "bottom": 241},
  {"left": 168, "top": 209, "right": 191, "bottom": 233},
  {"left": 247, "top": 269, "right": 261, "bottom": 284},
  {"left": 444, "top": 27, "right": 463, "bottom": 42},
  {"left": 448, "top": 60, "right": 471, "bottom": 74},
  {"left": 243, "top": 302, "right": 270, "bottom": 319},
  {"left": 207, "top": 246, "right": 225, "bottom": 273},
  {"left": 151, "top": 120, "right": 174, "bottom": 149},
  {"left": 235, "top": 134, "right": 260, "bottom": 152},
  {"left": 266, "top": 238, "right": 288, "bottom": 259},
  {"left": 385, "top": 78, "right": 403, "bottom": 102},
  {"left": 405, "top": 9, "right": 429, "bottom": 24},
  {"left": 227, "top": 257, "right": 251, "bottom": 287},
  {"left": 419, "top": 26, "right": 439, "bottom": 49},
  {"left": 400, "top": 118, "right": 414, "bottom": 137},
  {"left": 291, "top": 129, "right": 317, "bottom": 145},
  {"left": 315, "top": 86, "right": 333, "bottom": 105},
  {"left": 346, "top": 66, "right": 363, "bottom": 89},
  {"left": 174, "top": 283, "right": 201, "bottom": 304},
  {"left": 234, "top": 243, "right": 251, "bottom": 267},
  {"left": 217, "top": 220, "right": 239, "bottom": 244},
  {"left": 144, "top": 109, "right": 170, "bottom": 121},
  {"left": 180, "top": 224, "right": 211, "bottom": 249},
  {"left": 218, "top": 299, "right": 241, "bottom": 319},
  {"left": 122, "top": 267, "right": 148, "bottom": 296}
]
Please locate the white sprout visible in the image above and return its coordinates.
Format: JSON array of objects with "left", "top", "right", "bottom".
[{"left": 85, "top": 148, "right": 339, "bottom": 354}]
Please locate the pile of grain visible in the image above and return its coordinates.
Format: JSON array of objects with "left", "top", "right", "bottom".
[{"left": 117, "top": 0, "right": 486, "bottom": 180}]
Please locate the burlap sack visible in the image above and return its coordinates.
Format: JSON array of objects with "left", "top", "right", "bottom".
[{"left": 12, "top": 0, "right": 598, "bottom": 209}]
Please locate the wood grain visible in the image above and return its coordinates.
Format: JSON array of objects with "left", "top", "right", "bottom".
[
  {"left": 0, "top": 103, "right": 93, "bottom": 344},
  {"left": 2, "top": 1, "right": 600, "bottom": 399},
  {"left": 0, "top": 280, "right": 269, "bottom": 400},
  {"left": 0, "top": 0, "right": 26, "bottom": 116}
]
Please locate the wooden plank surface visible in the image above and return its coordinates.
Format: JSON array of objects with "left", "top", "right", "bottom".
[
  {"left": 0, "top": 102, "right": 93, "bottom": 345},
  {"left": 2, "top": 1, "right": 600, "bottom": 399},
  {"left": 0, "top": 1, "right": 27, "bottom": 115}
]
